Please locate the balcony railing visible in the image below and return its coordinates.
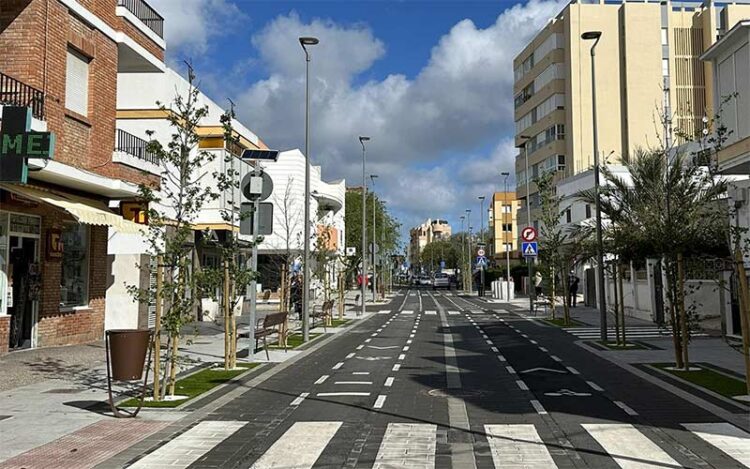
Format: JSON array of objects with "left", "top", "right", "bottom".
[
  {"left": 116, "top": 129, "right": 160, "bottom": 165},
  {"left": 0, "top": 72, "right": 45, "bottom": 119},
  {"left": 117, "top": 0, "right": 164, "bottom": 38}
]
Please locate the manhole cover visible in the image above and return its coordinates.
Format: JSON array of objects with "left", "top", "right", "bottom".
[{"left": 426, "top": 388, "right": 487, "bottom": 399}]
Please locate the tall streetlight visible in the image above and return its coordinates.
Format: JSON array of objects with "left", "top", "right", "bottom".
[
  {"left": 582, "top": 30, "right": 607, "bottom": 342},
  {"left": 459, "top": 215, "right": 465, "bottom": 287},
  {"left": 370, "top": 174, "right": 379, "bottom": 302},
  {"left": 478, "top": 196, "right": 486, "bottom": 296},
  {"left": 359, "top": 136, "right": 370, "bottom": 317},
  {"left": 299, "top": 36, "right": 319, "bottom": 342},
  {"left": 465, "top": 209, "right": 472, "bottom": 292},
  {"left": 516, "top": 134, "right": 532, "bottom": 314},
  {"left": 501, "top": 171, "right": 511, "bottom": 300}
]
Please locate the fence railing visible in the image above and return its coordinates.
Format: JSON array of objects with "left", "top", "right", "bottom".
[
  {"left": 0, "top": 72, "right": 45, "bottom": 119},
  {"left": 115, "top": 129, "right": 160, "bottom": 165},
  {"left": 117, "top": 0, "right": 164, "bottom": 38}
]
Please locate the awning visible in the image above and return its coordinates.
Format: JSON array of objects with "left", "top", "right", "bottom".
[{"left": 1, "top": 184, "right": 145, "bottom": 234}]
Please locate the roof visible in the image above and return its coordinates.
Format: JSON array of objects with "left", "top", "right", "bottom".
[{"left": 701, "top": 20, "right": 750, "bottom": 61}]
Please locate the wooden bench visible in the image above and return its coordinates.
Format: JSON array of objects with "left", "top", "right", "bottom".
[
  {"left": 254, "top": 312, "right": 288, "bottom": 360},
  {"left": 312, "top": 300, "right": 334, "bottom": 331}
]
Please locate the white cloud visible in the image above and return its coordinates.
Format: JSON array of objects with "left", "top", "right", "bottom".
[
  {"left": 152, "top": 0, "right": 246, "bottom": 55},
  {"left": 164, "top": 0, "right": 565, "bottom": 234}
]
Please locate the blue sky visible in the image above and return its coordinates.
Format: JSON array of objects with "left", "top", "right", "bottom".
[{"left": 152, "top": 0, "right": 565, "bottom": 244}]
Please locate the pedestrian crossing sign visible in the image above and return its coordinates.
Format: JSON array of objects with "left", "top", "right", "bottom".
[{"left": 522, "top": 242, "right": 538, "bottom": 257}]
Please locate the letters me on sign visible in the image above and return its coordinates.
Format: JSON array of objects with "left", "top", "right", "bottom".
[{"left": 0, "top": 106, "right": 55, "bottom": 183}]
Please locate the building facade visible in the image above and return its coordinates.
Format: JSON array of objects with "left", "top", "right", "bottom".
[
  {"left": 488, "top": 192, "right": 519, "bottom": 261},
  {"left": 408, "top": 218, "right": 452, "bottom": 266},
  {"left": 514, "top": 0, "right": 750, "bottom": 237},
  {"left": 0, "top": 0, "right": 164, "bottom": 353}
]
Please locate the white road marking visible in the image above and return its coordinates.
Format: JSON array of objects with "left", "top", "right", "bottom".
[
  {"left": 379, "top": 309, "right": 390, "bottom": 314},
  {"left": 384, "top": 377, "right": 394, "bottom": 387},
  {"left": 314, "top": 375, "right": 329, "bottom": 385},
  {"left": 346, "top": 352, "right": 355, "bottom": 359},
  {"left": 332, "top": 362, "right": 344, "bottom": 370},
  {"left": 506, "top": 366, "right": 517, "bottom": 374},
  {"left": 317, "top": 392, "right": 371, "bottom": 397},
  {"left": 367, "top": 345, "right": 398, "bottom": 350},
  {"left": 352, "top": 372, "right": 370, "bottom": 375},
  {"left": 401, "top": 310, "right": 414, "bottom": 315},
  {"left": 614, "top": 401, "right": 639, "bottom": 416},
  {"left": 683, "top": 422, "right": 750, "bottom": 467},
  {"left": 530, "top": 339, "right": 538, "bottom": 345},
  {"left": 249, "top": 421, "right": 341, "bottom": 469},
  {"left": 497, "top": 355, "right": 507, "bottom": 362},
  {"left": 485, "top": 424, "right": 557, "bottom": 469},
  {"left": 373, "top": 423, "right": 437, "bottom": 469},
  {"left": 334, "top": 381, "right": 372, "bottom": 385},
  {"left": 491, "top": 346, "right": 499, "bottom": 352},
  {"left": 291, "top": 392, "right": 310, "bottom": 406},
  {"left": 485, "top": 340, "right": 493, "bottom": 345},
  {"left": 587, "top": 381, "right": 604, "bottom": 391},
  {"left": 516, "top": 380, "right": 529, "bottom": 391},
  {"left": 406, "top": 339, "right": 413, "bottom": 344},
  {"left": 398, "top": 354, "right": 406, "bottom": 360},
  {"left": 402, "top": 346, "right": 410, "bottom": 351},
  {"left": 551, "top": 355, "right": 563, "bottom": 362},
  {"left": 409, "top": 334, "right": 415, "bottom": 338},
  {"left": 583, "top": 423, "right": 679, "bottom": 469},
  {"left": 425, "top": 310, "right": 437, "bottom": 315},
  {"left": 371, "top": 333, "right": 378, "bottom": 337},
  {"left": 539, "top": 347, "right": 548, "bottom": 352},
  {"left": 448, "top": 311, "right": 460, "bottom": 315},
  {"left": 130, "top": 421, "right": 246, "bottom": 469},
  {"left": 356, "top": 345, "right": 364, "bottom": 350},
  {"left": 365, "top": 338, "right": 372, "bottom": 343},
  {"left": 530, "top": 399, "right": 548, "bottom": 415},
  {"left": 566, "top": 366, "right": 580, "bottom": 375},
  {"left": 392, "top": 364, "right": 401, "bottom": 371},
  {"left": 373, "top": 395, "right": 387, "bottom": 409}
]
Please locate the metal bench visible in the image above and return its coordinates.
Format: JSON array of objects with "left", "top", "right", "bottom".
[{"left": 254, "top": 311, "right": 288, "bottom": 360}]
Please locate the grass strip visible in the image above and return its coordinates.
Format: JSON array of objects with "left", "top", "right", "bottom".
[
  {"left": 329, "top": 319, "right": 352, "bottom": 327},
  {"left": 652, "top": 363, "right": 747, "bottom": 399},
  {"left": 121, "top": 362, "right": 259, "bottom": 408},
  {"left": 597, "top": 341, "right": 648, "bottom": 350},
  {"left": 542, "top": 317, "right": 585, "bottom": 328},
  {"left": 268, "top": 333, "right": 323, "bottom": 349}
]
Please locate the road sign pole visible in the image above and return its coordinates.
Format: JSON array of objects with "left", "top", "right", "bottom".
[{"left": 248, "top": 170, "right": 261, "bottom": 362}]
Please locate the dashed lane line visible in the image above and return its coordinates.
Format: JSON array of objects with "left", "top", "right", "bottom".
[
  {"left": 614, "top": 400, "right": 639, "bottom": 416},
  {"left": 314, "top": 375, "right": 329, "bottom": 385},
  {"left": 291, "top": 392, "right": 309, "bottom": 406},
  {"left": 530, "top": 399, "right": 548, "bottom": 415},
  {"left": 373, "top": 395, "right": 387, "bottom": 409}
]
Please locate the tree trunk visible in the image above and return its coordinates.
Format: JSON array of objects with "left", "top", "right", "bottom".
[
  {"left": 677, "top": 253, "right": 690, "bottom": 370},
  {"left": 230, "top": 271, "right": 237, "bottom": 370},
  {"left": 223, "top": 259, "right": 230, "bottom": 370},
  {"left": 168, "top": 333, "right": 179, "bottom": 396},
  {"left": 153, "top": 256, "right": 163, "bottom": 401},
  {"left": 562, "top": 266, "right": 571, "bottom": 327},
  {"left": 612, "top": 261, "right": 620, "bottom": 346},
  {"left": 665, "top": 258, "right": 684, "bottom": 368},
  {"left": 733, "top": 244, "right": 750, "bottom": 394},
  {"left": 550, "top": 266, "right": 556, "bottom": 320},
  {"left": 618, "top": 262, "right": 627, "bottom": 346}
]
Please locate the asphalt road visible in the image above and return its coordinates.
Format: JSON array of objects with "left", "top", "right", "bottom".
[{"left": 102, "top": 288, "right": 750, "bottom": 469}]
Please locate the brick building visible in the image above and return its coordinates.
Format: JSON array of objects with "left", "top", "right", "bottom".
[{"left": 0, "top": 0, "right": 165, "bottom": 353}]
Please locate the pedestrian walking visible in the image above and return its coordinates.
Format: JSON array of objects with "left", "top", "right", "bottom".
[
  {"left": 534, "top": 271, "right": 543, "bottom": 297},
  {"left": 569, "top": 271, "right": 580, "bottom": 307}
]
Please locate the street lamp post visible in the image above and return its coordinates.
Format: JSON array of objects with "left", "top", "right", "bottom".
[
  {"left": 582, "top": 30, "right": 607, "bottom": 342},
  {"left": 516, "top": 134, "right": 533, "bottom": 314},
  {"left": 459, "top": 215, "right": 465, "bottom": 288},
  {"left": 359, "top": 136, "right": 370, "bottom": 317},
  {"left": 465, "top": 209, "right": 472, "bottom": 292},
  {"left": 502, "top": 171, "right": 511, "bottom": 300},
  {"left": 478, "top": 196, "right": 486, "bottom": 296},
  {"left": 370, "top": 174, "right": 378, "bottom": 302},
  {"left": 299, "top": 36, "right": 319, "bottom": 343}
]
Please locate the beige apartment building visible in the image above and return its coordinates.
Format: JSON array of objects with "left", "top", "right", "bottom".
[
  {"left": 513, "top": 0, "right": 750, "bottom": 231},
  {"left": 408, "top": 219, "right": 452, "bottom": 266},
  {"left": 489, "top": 192, "right": 520, "bottom": 261}
]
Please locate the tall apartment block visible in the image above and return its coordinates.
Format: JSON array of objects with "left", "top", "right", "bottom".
[{"left": 513, "top": 0, "right": 750, "bottom": 231}]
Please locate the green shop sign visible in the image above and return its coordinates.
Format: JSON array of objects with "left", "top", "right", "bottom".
[{"left": 0, "top": 106, "right": 55, "bottom": 183}]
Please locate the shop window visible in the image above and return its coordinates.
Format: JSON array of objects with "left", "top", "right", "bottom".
[{"left": 60, "top": 224, "right": 89, "bottom": 308}]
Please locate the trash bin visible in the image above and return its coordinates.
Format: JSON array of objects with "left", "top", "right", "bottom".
[{"left": 107, "top": 329, "right": 150, "bottom": 380}]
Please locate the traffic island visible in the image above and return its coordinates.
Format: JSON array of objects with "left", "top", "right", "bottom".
[
  {"left": 120, "top": 362, "right": 260, "bottom": 409},
  {"left": 586, "top": 341, "right": 656, "bottom": 351},
  {"left": 542, "top": 317, "right": 585, "bottom": 328},
  {"left": 650, "top": 363, "right": 748, "bottom": 401}
]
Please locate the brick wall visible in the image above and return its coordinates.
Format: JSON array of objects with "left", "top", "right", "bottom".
[
  {"left": 0, "top": 0, "right": 159, "bottom": 188},
  {"left": 0, "top": 316, "right": 9, "bottom": 355}
]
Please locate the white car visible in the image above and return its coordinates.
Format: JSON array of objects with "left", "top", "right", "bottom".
[
  {"left": 432, "top": 273, "right": 450, "bottom": 289},
  {"left": 418, "top": 276, "right": 432, "bottom": 286}
]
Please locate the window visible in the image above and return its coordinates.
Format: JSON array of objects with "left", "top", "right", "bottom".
[
  {"left": 662, "top": 58, "right": 669, "bottom": 77},
  {"left": 585, "top": 204, "right": 592, "bottom": 219},
  {"left": 661, "top": 28, "right": 668, "bottom": 45},
  {"left": 60, "top": 224, "right": 89, "bottom": 308},
  {"left": 502, "top": 223, "right": 513, "bottom": 232},
  {"left": 65, "top": 48, "right": 90, "bottom": 116},
  {"left": 565, "top": 209, "right": 572, "bottom": 223},
  {"left": 504, "top": 243, "right": 512, "bottom": 252},
  {"left": 503, "top": 204, "right": 512, "bottom": 214}
]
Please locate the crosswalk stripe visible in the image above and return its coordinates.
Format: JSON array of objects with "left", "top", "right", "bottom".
[
  {"left": 583, "top": 423, "right": 679, "bottom": 469},
  {"left": 485, "top": 424, "right": 557, "bottom": 468},
  {"left": 373, "top": 423, "right": 436, "bottom": 469},
  {"left": 379, "top": 309, "right": 391, "bottom": 314},
  {"left": 683, "top": 422, "right": 750, "bottom": 467},
  {"left": 250, "top": 421, "right": 341, "bottom": 469},
  {"left": 401, "top": 310, "right": 414, "bottom": 314},
  {"left": 448, "top": 311, "right": 460, "bottom": 315},
  {"left": 425, "top": 310, "right": 437, "bottom": 315},
  {"left": 130, "top": 421, "right": 245, "bottom": 468},
  {"left": 471, "top": 310, "right": 485, "bottom": 314}
]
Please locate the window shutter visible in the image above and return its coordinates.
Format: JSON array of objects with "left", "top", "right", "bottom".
[{"left": 65, "top": 49, "right": 89, "bottom": 116}]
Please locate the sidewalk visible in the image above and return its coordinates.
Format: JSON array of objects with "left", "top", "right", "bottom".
[{"left": 0, "top": 291, "right": 380, "bottom": 464}]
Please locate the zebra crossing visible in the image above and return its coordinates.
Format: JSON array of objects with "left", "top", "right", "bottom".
[
  {"left": 564, "top": 325, "right": 708, "bottom": 340},
  {"left": 131, "top": 420, "right": 750, "bottom": 468}
]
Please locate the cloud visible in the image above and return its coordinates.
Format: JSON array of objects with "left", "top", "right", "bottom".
[
  {"left": 152, "top": 0, "right": 246, "bottom": 56},
  {"left": 166, "top": 0, "right": 564, "bottom": 236}
]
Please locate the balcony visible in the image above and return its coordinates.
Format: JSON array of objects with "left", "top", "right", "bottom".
[
  {"left": 115, "top": 129, "right": 160, "bottom": 165},
  {"left": 0, "top": 72, "right": 45, "bottom": 120},
  {"left": 117, "top": 0, "right": 164, "bottom": 38}
]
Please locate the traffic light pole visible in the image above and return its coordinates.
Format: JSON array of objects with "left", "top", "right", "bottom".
[{"left": 248, "top": 170, "right": 261, "bottom": 361}]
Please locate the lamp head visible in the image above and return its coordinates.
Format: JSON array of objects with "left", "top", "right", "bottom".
[
  {"left": 299, "top": 36, "right": 320, "bottom": 46},
  {"left": 501, "top": 171, "right": 510, "bottom": 176},
  {"left": 581, "top": 31, "right": 602, "bottom": 40},
  {"left": 359, "top": 136, "right": 371, "bottom": 143},
  {"left": 478, "top": 196, "right": 485, "bottom": 201}
]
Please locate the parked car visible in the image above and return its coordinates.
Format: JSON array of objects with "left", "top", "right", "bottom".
[
  {"left": 418, "top": 276, "right": 432, "bottom": 286},
  {"left": 432, "top": 272, "right": 450, "bottom": 289}
]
